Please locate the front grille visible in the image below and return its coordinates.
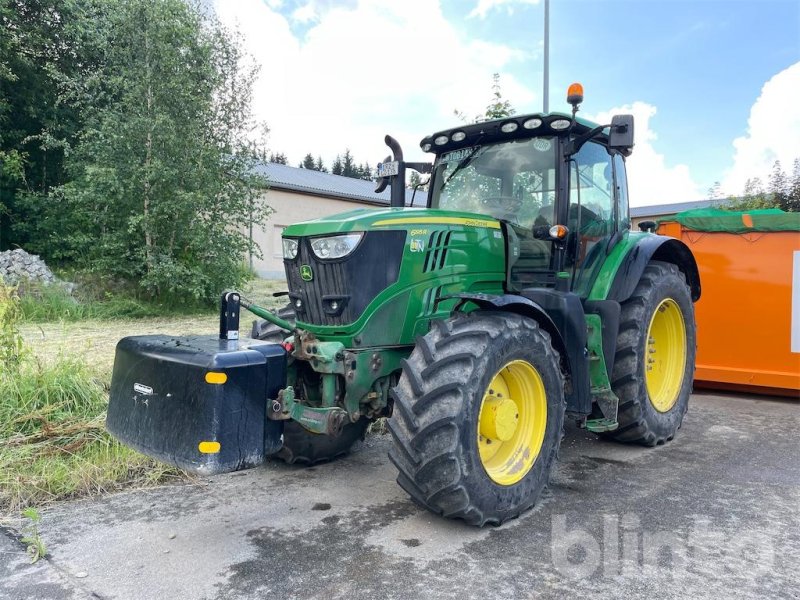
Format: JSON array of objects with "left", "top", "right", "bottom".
[{"left": 284, "top": 231, "right": 406, "bottom": 327}]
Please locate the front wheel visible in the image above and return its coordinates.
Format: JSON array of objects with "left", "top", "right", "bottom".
[
  {"left": 606, "top": 261, "right": 696, "bottom": 446},
  {"left": 388, "top": 312, "right": 565, "bottom": 526},
  {"left": 277, "top": 418, "right": 369, "bottom": 465}
]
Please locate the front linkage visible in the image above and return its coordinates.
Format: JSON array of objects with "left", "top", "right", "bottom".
[{"left": 222, "top": 291, "right": 400, "bottom": 437}]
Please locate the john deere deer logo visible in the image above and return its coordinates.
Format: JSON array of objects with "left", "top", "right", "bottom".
[{"left": 300, "top": 264, "right": 313, "bottom": 281}]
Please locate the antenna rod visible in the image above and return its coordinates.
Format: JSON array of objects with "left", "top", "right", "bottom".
[{"left": 543, "top": 0, "right": 549, "bottom": 113}]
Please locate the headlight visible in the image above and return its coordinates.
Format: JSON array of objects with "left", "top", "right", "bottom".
[
  {"left": 310, "top": 233, "right": 363, "bottom": 260},
  {"left": 282, "top": 238, "right": 298, "bottom": 259}
]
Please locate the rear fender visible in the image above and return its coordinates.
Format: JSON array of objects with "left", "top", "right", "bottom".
[{"left": 607, "top": 235, "right": 701, "bottom": 303}]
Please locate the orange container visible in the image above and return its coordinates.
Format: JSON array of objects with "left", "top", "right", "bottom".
[{"left": 657, "top": 219, "right": 800, "bottom": 397}]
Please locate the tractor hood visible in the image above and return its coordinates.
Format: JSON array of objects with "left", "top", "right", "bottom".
[
  {"left": 279, "top": 206, "right": 507, "bottom": 345},
  {"left": 282, "top": 207, "right": 502, "bottom": 238}
]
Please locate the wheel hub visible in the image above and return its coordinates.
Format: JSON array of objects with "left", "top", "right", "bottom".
[
  {"left": 477, "top": 360, "right": 548, "bottom": 486},
  {"left": 479, "top": 394, "right": 519, "bottom": 442}
]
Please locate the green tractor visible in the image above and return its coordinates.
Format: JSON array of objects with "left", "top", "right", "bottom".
[{"left": 107, "top": 86, "right": 699, "bottom": 526}]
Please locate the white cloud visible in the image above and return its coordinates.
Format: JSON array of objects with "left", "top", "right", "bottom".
[
  {"left": 590, "top": 102, "right": 704, "bottom": 206},
  {"left": 215, "top": 0, "right": 534, "bottom": 169},
  {"left": 721, "top": 62, "right": 800, "bottom": 195},
  {"left": 291, "top": 2, "right": 317, "bottom": 24},
  {"left": 468, "top": 0, "right": 541, "bottom": 20},
  {"left": 215, "top": 0, "right": 702, "bottom": 208}
]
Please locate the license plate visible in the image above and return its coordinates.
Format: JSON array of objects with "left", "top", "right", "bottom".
[{"left": 377, "top": 161, "right": 399, "bottom": 178}]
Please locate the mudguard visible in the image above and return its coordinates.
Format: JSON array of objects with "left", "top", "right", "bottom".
[
  {"left": 607, "top": 235, "right": 701, "bottom": 302},
  {"left": 106, "top": 335, "right": 286, "bottom": 475},
  {"left": 450, "top": 291, "right": 592, "bottom": 415}
]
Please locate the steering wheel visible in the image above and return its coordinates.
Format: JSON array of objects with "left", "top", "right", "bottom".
[{"left": 480, "top": 196, "right": 524, "bottom": 223}]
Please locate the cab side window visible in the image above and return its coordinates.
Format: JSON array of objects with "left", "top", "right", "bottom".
[
  {"left": 568, "top": 141, "right": 614, "bottom": 296},
  {"left": 614, "top": 153, "right": 630, "bottom": 230}
]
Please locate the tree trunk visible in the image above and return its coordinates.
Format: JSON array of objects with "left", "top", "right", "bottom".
[{"left": 143, "top": 28, "right": 154, "bottom": 277}]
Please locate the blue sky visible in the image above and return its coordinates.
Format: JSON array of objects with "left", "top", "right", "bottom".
[{"left": 216, "top": 0, "right": 800, "bottom": 205}]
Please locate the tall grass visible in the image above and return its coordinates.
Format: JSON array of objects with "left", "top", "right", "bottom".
[
  {"left": 0, "top": 285, "right": 181, "bottom": 515},
  {"left": 18, "top": 283, "right": 212, "bottom": 322},
  {"left": 17, "top": 275, "right": 288, "bottom": 323}
]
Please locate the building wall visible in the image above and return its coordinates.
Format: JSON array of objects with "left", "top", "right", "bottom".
[
  {"left": 631, "top": 213, "right": 676, "bottom": 230},
  {"left": 250, "top": 188, "right": 383, "bottom": 278}
]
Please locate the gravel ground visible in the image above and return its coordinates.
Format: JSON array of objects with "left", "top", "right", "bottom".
[{"left": 1, "top": 391, "right": 798, "bottom": 600}]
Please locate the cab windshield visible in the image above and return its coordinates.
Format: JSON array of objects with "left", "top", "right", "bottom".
[{"left": 430, "top": 137, "right": 558, "bottom": 231}]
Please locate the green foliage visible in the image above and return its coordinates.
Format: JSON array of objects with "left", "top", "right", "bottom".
[
  {"left": 53, "top": 0, "right": 270, "bottom": 301},
  {"left": 726, "top": 159, "right": 800, "bottom": 212},
  {"left": 454, "top": 72, "right": 516, "bottom": 124},
  {"left": 0, "top": 284, "right": 26, "bottom": 368},
  {"left": 269, "top": 152, "right": 288, "bottom": 165},
  {"left": 484, "top": 72, "right": 515, "bottom": 120},
  {"left": 1, "top": 0, "right": 271, "bottom": 302},
  {"left": 329, "top": 149, "right": 373, "bottom": 180},
  {"left": 0, "top": 0, "right": 108, "bottom": 250},
  {"left": 0, "top": 309, "right": 179, "bottom": 513},
  {"left": 298, "top": 153, "right": 332, "bottom": 174},
  {"left": 331, "top": 155, "right": 343, "bottom": 175},
  {"left": 20, "top": 513, "right": 46, "bottom": 563},
  {"left": 20, "top": 507, "right": 46, "bottom": 563},
  {"left": 17, "top": 282, "right": 211, "bottom": 322}
]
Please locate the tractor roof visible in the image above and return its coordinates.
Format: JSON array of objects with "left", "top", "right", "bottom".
[{"left": 420, "top": 112, "right": 605, "bottom": 155}]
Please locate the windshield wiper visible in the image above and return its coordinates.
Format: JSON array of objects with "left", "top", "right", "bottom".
[{"left": 439, "top": 139, "right": 486, "bottom": 190}]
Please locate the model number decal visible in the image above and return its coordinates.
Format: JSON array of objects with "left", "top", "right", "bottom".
[{"left": 134, "top": 383, "right": 153, "bottom": 395}]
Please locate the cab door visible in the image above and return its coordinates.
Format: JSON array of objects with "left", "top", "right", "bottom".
[{"left": 566, "top": 141, "right": 616, "bottom": 296}]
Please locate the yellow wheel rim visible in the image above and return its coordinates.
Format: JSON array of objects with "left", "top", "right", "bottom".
[
  {"left": 477, "top": 360, "right": 547, "bottom": 486},
  {"left": 645, "top": 298, "right": 687, "bottom": 412}
]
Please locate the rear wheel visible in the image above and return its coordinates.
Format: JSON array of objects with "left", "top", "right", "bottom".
[
  {"left": 253, "top": 306, "right": 367, "bottom": 464},
  {"left": 389, "top": 312, "right": 565, "bottom": 526},
  {"left": 606, "top": 261, "right": 696, "bottom": 446}
]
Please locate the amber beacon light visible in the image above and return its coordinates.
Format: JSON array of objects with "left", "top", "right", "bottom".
[{"left": 567, "top": 82, "right": 584, "bottom": 106}]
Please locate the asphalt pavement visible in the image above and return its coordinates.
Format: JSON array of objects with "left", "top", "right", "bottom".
[{"left": 1, "top": 392, "right": 798, "bottom": 600}]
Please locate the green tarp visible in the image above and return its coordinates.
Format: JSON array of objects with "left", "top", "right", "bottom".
[{"left": 661, "top": 207, "right": 800, "bottom": 233}]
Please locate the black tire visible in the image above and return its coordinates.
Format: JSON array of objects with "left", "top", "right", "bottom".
[
  {"left": 251, "top": 305, "right": 295, "bottom": 342},
  {"left": 277, "top": 418, "right": 369, "bottom": 465},
  {"left": 252, "top": 305, "right": 367, "bottom": 465},
  {"left": 606, "top": 260, "right": 696, "bottom": 446},
  {"left": 388, "top": 312, "right": 565, "bottom": 526}
]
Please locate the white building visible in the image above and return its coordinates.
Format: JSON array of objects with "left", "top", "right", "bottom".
[{"left": 251, "top": 163, "right": 421, "bottom": 278}]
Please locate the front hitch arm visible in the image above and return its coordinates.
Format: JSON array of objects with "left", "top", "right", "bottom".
[{"left": 240, "top": 296, "right": 296, "bottom": 334}]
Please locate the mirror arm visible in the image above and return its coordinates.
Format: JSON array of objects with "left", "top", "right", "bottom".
[
  {"left": 564, "top": 123, "right": 610, "bottom": 157},
  {"left": 404, "top": 162, "right": 432, "bottom": 174}
]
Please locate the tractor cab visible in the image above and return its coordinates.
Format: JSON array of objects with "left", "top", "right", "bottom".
[{"left": 417, "top": 98, "right": 634, "bottom": 297}]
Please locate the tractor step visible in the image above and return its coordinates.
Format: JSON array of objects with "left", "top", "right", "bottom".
[{"left": 585, "top": 417, "right": 619, "bottom": 433}]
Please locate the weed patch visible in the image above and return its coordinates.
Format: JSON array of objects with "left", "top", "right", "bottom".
[
  {"left": 0, "top": 285, "right": 182, "bottom": 515},
  {"left": 20, "top": 507, "right": 46, "bottom": 563},
  {"left": 18, "top": 283, "right": 211, "bottom": 322}
]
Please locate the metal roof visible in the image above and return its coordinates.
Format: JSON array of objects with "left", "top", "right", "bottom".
[
  {"left": 630, "top": 198, "right": 730, "bottom": 218},
  {"left": 253, "top": 162, "right": 424, "bottom": 206}
]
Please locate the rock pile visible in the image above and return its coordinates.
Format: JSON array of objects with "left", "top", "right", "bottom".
[{"left": 0, "top": 249, "right": 57, "bottom": 285}]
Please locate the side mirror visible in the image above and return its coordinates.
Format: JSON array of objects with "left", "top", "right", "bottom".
[
  {"left": 638, "top": 220, "right": 657, "bottom": 233},
  {"left": 609, "top": 114, "right": 634, "bottom": 156}
]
